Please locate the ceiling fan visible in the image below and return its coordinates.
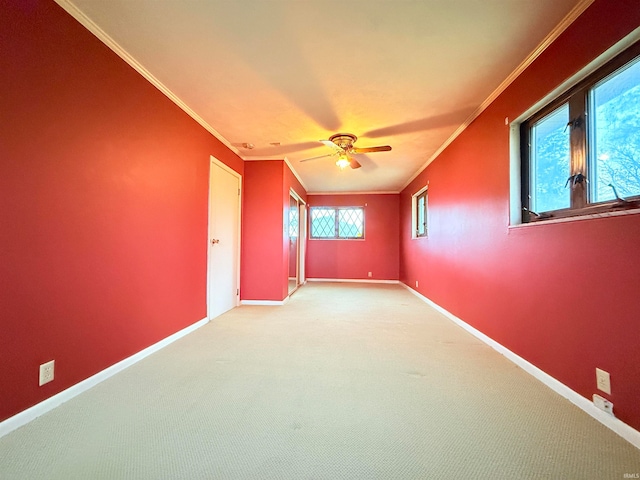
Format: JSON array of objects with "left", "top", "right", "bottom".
[{"left": 299, "top": 133, "right": 392, "bottom": 169}]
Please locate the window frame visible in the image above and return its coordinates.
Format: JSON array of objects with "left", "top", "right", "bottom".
[
  {"left": 309, "top": 206, "right": 365, "bottom": 240},
  {"left": 520, "top": 41, "right": 640, "bottom": 223},
  {"left": 411, "top": 185, "right": 428, "bottom": 238}
]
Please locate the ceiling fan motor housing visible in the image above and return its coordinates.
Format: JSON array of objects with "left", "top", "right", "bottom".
[{"left": 329, "top": 133, "right": 358, "bottom": 150}]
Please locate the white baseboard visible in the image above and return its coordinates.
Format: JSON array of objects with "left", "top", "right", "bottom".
[
  {"left": 0, "top": 317, "right": 209, "bottom": 439},
  {"left": 240, "top": 297, "right": 289, "bottom": 306},
  {"left": 307, "top": 278, "right": 400, "bottom": 284},
  {"left": 401, "top": 283, "right": 640, "bottom": 450}
]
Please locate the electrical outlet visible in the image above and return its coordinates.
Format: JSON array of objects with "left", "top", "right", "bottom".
[
  {"left": 593, "top": 394, "right": 614, "bottom": 415},
  {"left": 39, "top": 360, "right": 55, "bottom": 386},
  {"left": 596, "top": 368, "right": 611, "bottom": 394},
  {"left": 368, "top": 272, "right": 372, "bottom": 278},
  {"left": 415, "top": 280, "right": 419, "bottom": 288}
]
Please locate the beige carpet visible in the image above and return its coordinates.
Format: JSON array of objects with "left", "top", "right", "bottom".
[{"left": 1, "top": 282, "right": 639, "bottom": 479}]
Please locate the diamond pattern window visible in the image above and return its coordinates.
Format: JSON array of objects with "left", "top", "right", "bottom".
[
  {"left": 310, "top": 207, "right": 364, "bottom": 239},
  {"left": 289, "top": 206, "right": 299, "bottom": 238}
]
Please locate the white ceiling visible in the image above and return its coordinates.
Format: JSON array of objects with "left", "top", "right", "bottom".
[{"left": 63, "top": 0, "right": 588, "bottom": 193}]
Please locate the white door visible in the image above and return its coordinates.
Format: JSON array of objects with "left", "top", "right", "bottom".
[{"left": 207, "top": 157, "right": 241, "bottom": 319}]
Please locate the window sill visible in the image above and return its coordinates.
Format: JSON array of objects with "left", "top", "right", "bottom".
[
  {"left": 509, "top": 206, "right": 640, "bottom": 230},
  {"left": 309, "top": 237, "right": 365, "bottom": 241}
]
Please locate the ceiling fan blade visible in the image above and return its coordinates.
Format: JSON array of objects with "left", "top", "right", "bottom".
[
  {"left": 352, "top": 145, "right": 392, "bottom": 154},
  {"left": 349, "top": 159, "right": 362, "bottom": 169},
  {"left": 299, "top": 153, "right": 334, "bottom": 162},
  {"left": 233, "top": 141, "right": 321, "bottom": 156},
  {"left": 320, "top": 139, "right": 344, "bottom": 152}
]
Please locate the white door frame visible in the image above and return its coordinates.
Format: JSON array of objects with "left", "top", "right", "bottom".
[
  {"left": 207, "top": 155, "right": 242, "bottom": 319},
  {"left": 289, "top": 188, "right": 306, "bottom": 286},
  {"left": 299, "top": 200, "right": 307, "bottom": 284}
]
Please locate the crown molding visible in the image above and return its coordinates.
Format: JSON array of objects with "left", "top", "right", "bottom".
[
  {"left": 54, "top": 0, "right": 240, "bottom": 157},
  {"left": 284, "top": 157, "right": 308, "bottom": 192},
  {"left": 242, "top": 155, "right": 287, "bottom": 161},
  {"left": 55, "top": 0, "right": 595, "bottom": 196},
  {"left": 308, "top": 191, "right": 400, "bottom": 196},
  {"left": 400, "top": 0, "right": 596, "bottom": 192}
]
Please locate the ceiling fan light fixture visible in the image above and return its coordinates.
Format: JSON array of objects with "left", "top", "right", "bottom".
[
  {"left": 336, "top": 156, "right": 350, "bottom": 169},
  {"left": 299, "top": 132, "right": 392, "bottom": 170}
]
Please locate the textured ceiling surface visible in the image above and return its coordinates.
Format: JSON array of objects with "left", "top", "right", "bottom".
[{"left": 65, "top": 0, "right": 586, "bottom": 193}]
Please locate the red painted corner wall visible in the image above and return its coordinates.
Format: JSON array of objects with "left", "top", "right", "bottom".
[
  {"left": 399, "top": 0, "right": 640, "bottom": 431},
  {"left": 241, "top": 161, "right": 285, "bottom": 301},
  {"left": 0, "top": 0, "right": 243, "bottom": 423},
  {"left": 242, "top": 161, "right": 308, "bottom": 302},
  {"left": 306, "top": 194, "right": 399, "bottom": 281}
]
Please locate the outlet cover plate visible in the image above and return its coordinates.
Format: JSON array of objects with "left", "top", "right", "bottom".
[
  {"left": 39, "top": 360, "right": 55, "bottom": 386},
  {"left": 593, "top": 394, "right": 614, "bottom": 415},
  {"left": 596, "top": 368, "right": 611, "bottom": 394}
]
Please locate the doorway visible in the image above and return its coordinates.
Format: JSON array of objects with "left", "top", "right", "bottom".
[
  {"left": 207, "top": 156, "right": 241, "bottom": 319},
  {"left": 288, "top": 190, "right": 306, "bottom": 296}
]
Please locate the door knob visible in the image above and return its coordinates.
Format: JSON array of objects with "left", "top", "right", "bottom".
[{"left": 211, "top": 239, "right": 220, "bottom": 244}]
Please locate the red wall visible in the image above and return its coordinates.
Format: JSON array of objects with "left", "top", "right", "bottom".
[
  {"left": 4, "top": 0, "right": 639, "bottom": 436},
  {"left": 0, "top": 0, "right": 243, "bottom": 423},
  {"left": 241, "top": 160, "right": 307, "bottom": 301},
  {"left": 306, "top": 194, "right": 399, "bottom": 281},
  {"left": 400, "top": 0, "right": 640, "bottom": 431},
  {"left": 241, "top": 161, "right": 285, "bottom": 301}
]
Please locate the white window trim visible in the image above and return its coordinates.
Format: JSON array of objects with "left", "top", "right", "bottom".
[
  {"left": 509, "top": 28, "right": 640, "bottom": 226},
  {"left": 411, "top": 183, "right": 429, "bottom": 239},
  {"left": 309, "top": 206, "right": 365, "bottom": 240}
]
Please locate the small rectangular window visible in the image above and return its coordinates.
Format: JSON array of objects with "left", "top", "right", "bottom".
[
  {"left": 416, "top": 189, "right": 428, "bottom": 237},
  {"left": 411, "top": 185, "right": 428, "bottom": 238},
  {"left": 590, "top": 57, "right": 640, "bottom": 203},
  {"left": 521, "top": 41, "right": 640, "bottom": 222},
  {"left": 310, "top": 207, "right": 335, "bottom": 238},
  {"left": 310, "top": 207, "right": 364, "bottom": 239},
  {"left": 530, "top": 103, "right": 571, "bottom": 213}
]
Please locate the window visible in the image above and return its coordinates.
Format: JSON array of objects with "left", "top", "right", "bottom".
[
  {"left": 412, "top": 186, "right": 428, "bottom": 238},
  {"left": 520, "top": 42, "right": 640, "bottom": 222},
  {"left": 289, "top": 203, "right": 299, "bottom": 238},
  {"left": 309, "top": 207, "right": 364, "bottom": 239}
]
